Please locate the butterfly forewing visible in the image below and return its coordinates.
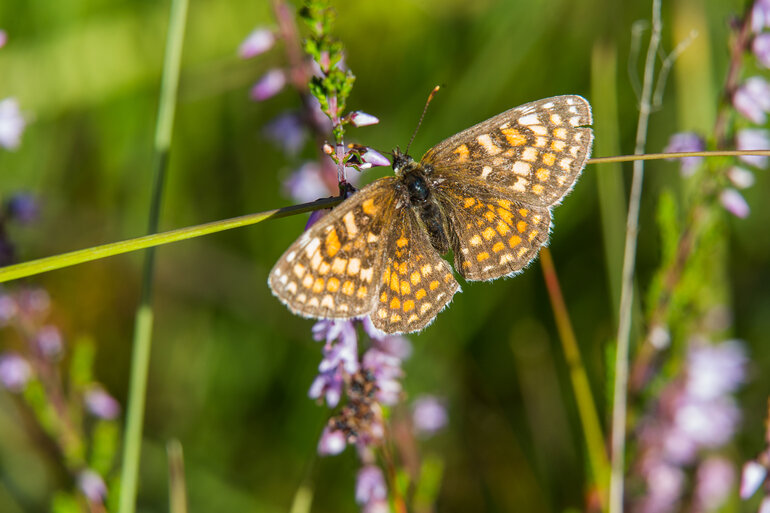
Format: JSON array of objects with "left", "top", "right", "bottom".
[
  {"left": 423, "top": 95, "right": 592, "bottom": 208},
  {"left": 269, "top": 178, "right": 398, "bottom": 319},
  {"left": 435, "top": 186, "right": 552, "bottom": 281},
  {"left": 371, "top": 209, "right": 459, "bottom": 333}
]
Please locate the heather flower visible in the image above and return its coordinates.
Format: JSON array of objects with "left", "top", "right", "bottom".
[
  {"left": 239, "top": 27, "right": 275, "bottom": 58},
  {"left": 740, "top": 460, "right": 767, "bottom": 498},
  {"left": 309, "top": 320, "right": 359, "bottom": 407},
  {"left": 753, "top": 0, "right": 770, "bottom": 33},
  {"left": 412, "top": 395, "right": 448, "bottom": 436},
  {"left": 250, "top": 69, "right": 286, "bottom": 101},
  {"left": 686, "top": 339, "right": 747, "bottom": 400},
  {"left": 318, "top": 426, "right": 347, "bottom": 455},
  {"left": 263, "top": 112, "right": 307, "bottom": 156},
  {"left": 349, "top": 111, "right": 380, "bottom": 127},
  {"left": 6, "top": 193, "right": 39, "bottom": 224},
  {"left": 0, "top": 353, "right": 32, "bottom": 392},
  {"left": 0, "top": 30, "right": 6, "bottom": 49},
  {"left": 727, "top": 166, "right": 756, "bottom": 189},
  {"left": 761, "top": 497, "right": 770, "bottom": 513},
  {"left": 362, "top": 346, "right": 403, "bottom": 405},
  {"left": 0, "top": 98, "right": 26, "bottom": 150},
  {"left": 663, "top": 132, "right": 704, "bottom": 176},
  {"left": 36, "top": 325, "right": 62, "bottom": 359},
  {"left": 733, "top": 77, "right": 770, "bottom": 124},
  {"left": 77, "top": 469, "right": 107, "bottom": 503},
  {"left": 755, "top": 33, "right": 770, "bottom": 68},
  {"left": 720, "top": 188, "right": 751, "bottom": 218},
  {"left": 736, "top": 128, "right": 770, "bottom": 168},
  {"left": 84, "top": 387, "right": 121, "bottom": 420},
  {"left": 0, "top": 293, "right": 17, "bottom": 324},
  {"left": 638, "top": 462, "right": 686, "bottom": 513},
  {"left": 694, "top": 457, "right": 734, "bottom": 511},
  {"left": 356, "top": 465, "right": 387, "bottom": 507},
  {"left": 284, "top": 162, "right": 327, "bottom": 203},
  {"left": 359, "top": 147, "right": 390, "bottom": 168}
]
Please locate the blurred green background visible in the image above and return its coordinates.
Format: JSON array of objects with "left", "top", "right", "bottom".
[{"left": 1, "top": 0, "right": 768, "bottom": 511}]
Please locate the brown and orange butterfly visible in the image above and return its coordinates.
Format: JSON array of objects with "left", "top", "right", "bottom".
[{"left": 269, "top": 95, "right": 593, "bottom": 334}]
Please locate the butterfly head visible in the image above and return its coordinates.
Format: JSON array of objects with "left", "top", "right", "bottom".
[{"left": 392, "top": 147, "right": 416, "bottom": 177}]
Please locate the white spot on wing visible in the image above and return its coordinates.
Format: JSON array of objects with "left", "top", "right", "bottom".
[{"left": 518, "top": 114, "right": 539, "bottom": 125}]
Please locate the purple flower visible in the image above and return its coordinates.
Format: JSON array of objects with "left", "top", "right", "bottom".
[
  {"left": 694, "top": 457, "right": 734, "bottom": 511},
  {"left": 727, "top": 166, "right": 756, "bottom": 189},
  {"left": 736, "top": 128, "right": 770, "bottom": 168},
  {"left": 77, "top": 469, "right": 107, "bottom": 503},
  {"left": 6, "top": 193, "right": 39, "bottom": 224},
  {"left": 0, "top": 353, "right": 31, "bottom": 391},
  {"left": 663, "top": 132, "right": 705, "bottom": 176},
  {"left": 673, "top": 396, "right": 741, "bottom": 449},
  {"left": 412, "top": 395, "right": 448, "bottom": 436},
  {"left": 349, "top": 111, "right": 380, "bottom": 127},
  {"left": 250, "top": 69, "right": 286, "bottom": 101},
  {"left": 686, "top": 340, "right": 747, "bottom": 400},
  {"left": 761, "top": 497, "right": 770, "bottom": 513},
  {"left": 318, "top": 426, "right": 347, "bottom": 455},
  {"left": 359, "top": 148, "right": 390, "bottom": 168},
  {"left": 734, "top": 77, "right": 770, "bottom": 124},
  {"left": 740, "top": 460, "right": 767, "bottom": 499},
  {"left": 753, "top": 0, "right": 770, "bottom": 33},
  {"left": 36, "top": 325, "right": 62, "bottom": 359},
  {"left": 0, "top": 30, "right": 6, "bottom": 49},
  {"left": 263, "top": 112, "right": 307, "bottom": 156},
  {"left": 283, "top": 162, "right": 328, "bottom": 203},
  {"left": 754, "top": 33, "right": 770, "bottom": 68},
  {"left": 639, "top": 462, "right": 686, "bottom": 513},
  {"left": 0, "top": 294, "right": 17, "bottom": 325},
  {"left": 85, "top": 387, "right": 121, "bottom": 420},
  {"left": 239, "top": 28, "right": 275, "bottom": 58},
  {"left": 309, "top": 320, "right": 359, "bottom": 407},
  {"left": 362, "top": 347, "right": 403, "bottom": 405},
  {"left": 720, "top": 188, "right": 751, "bottom": 218},
  {"left": 0, "top": 98, "right": 26, "bottom": 150},
  {"left": 355, "top": 465, "right": 387, "bottom": 505}
]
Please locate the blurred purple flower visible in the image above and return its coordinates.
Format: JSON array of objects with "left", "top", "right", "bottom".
[
  {"left": 740, "top": 460, "right": 767, "bottom": 499},
  {"left": 663, "top": 132, "right": 704, "bottom": 176},
  {"left": 694, "top": 457, "right": 734, "bottom": 512},
  {"left": 318, "top": 426, "right": 347, "bottom": 455},
  {"left": 362, "top": 346, "right": 403, "bottom": 405},
  {"left": 36, "top": 325, "right": 62, "bottom": 359},
  {"left": 0, "top": 353, "right": 31, "bottom": 392},
  {"left": 727, "top": 166, "right": 756, "bottom": 189},
  {"left": 733, "top": 77, "right": 770, "bottom": 124},
  {"left": 77, "top": 469, "right": 107, "bottom": 503},
  {"left": 239, "top": 27, "right": 275, "bottom": 58},
  {"left": 250, "top": 69, "right": 286, "bottom": 101},
  {"left": 356, "top": 465, "right": 387, "bottom": 506},
  {"left": 761, "top": 497, "right": 770, "bottom": 513},
  {"left": 753, "top": 0, "right": 770, "bottom": 33},
  {"left": 349, "top": 111, "right": 380, "bottom": 127},
  {"left": 412, "top": 395, "right": 448, "bottom": 436},
  {"left": 309, "top": 320, "right": 359, "bottom": 407},
  {"left": 754, "top": 33, "right": 770, "bottom": 68},
  {"left": 263, "top": 112, "right": 307, "bottom": 156},
  {"left": 283, "top": 162, "right": 327, "bottom": 203},
  {"left": 686, "top": 339, "right": 747, "bottom": 400},
  {"left": 736, "top": 128, "right": 770, "bottom": 168},
  {"left": 720, "top": 188, "right": 751, "bottom": 218},
  {"left": 0, "top": 98, "right": 26, "bottom": 150},
  {"left": 0, "top": 293, "right": 17, "bottom": 325},
  {"left": 6, "top": 193, "right": 39, "bottom": 224},
  {"left": 85, "top": 387, "right": 121, "bottom": 420},
  {"left": 0, "top": 30, "right": 6, "bottom": 49},
  {"left": 639, "top": 462, "right": 685, "bottom": 513}
]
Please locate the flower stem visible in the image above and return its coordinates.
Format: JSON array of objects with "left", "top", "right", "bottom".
[{"left": 117, "top": 0, "right": 188, "bottom": 511}]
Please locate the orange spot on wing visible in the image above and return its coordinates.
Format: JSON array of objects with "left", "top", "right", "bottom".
[
  {"left": 517, "top": 221, "right": 527, "bottom": 233},
  {"left": 390, "top": 297, "right": 401, "bottom": 310},
  {"left": 312, "top": 278, "right": 325, "bottom": 293},
  {"left": 357, "top": 286, "right": 368, "bottom": 299},
  {"left": 501, "top": 127, "right": 526, "bottom": 146},
  {"left": 536, "top": 168, "right": 550, "bottom": 181},
  {"left": 509, "top": 235, "right": 522, "bottom": 248},
  {"left": 415, "top": 289, "right": 427, "bottom": 300},
  {"left": 342, "top": 280, "right": 355, "bottom": 295},
  {"left": 410, "top": 271, "right": 421, "bottom": 285},
  {"left": 492, "top": 241, "right": 505, "bottom": 252},
  {"left": 542, "top": 153, "right": 556, "bottom": 166},
  {"left": 496, "top": 221, "right": 510, "bottom": 235},
  {"left": 327, "top": 277, "right": 340, "bottom": 292},
  {"left": 362, "top": 198, "right": 377, "bottom": 216},
  {"left": 396, "top": 236, "right": 409, "bottom": 248},
  {"left": 400, "top": 281, "right": 411, "bottom": 295},
  {"left": 325, "top": 229, "right": 341, "bottom": 257},
  {"left": 463, "top": 197, "right": 476, "bottom": 208},
  {"left": 453, "top": 144, "right": 470, "bottom": 162},
  {"left": 476, "top": 252, "right": 490, "bottom": 262},
  {"left": 403, "top": 300, "right": 415, "bottom": 313},
  {"left": 482, "top": 227, "right": 496, "bottom": 240},
  {"left": 429, "top": 280, "right": 439, "bottom": 291}
]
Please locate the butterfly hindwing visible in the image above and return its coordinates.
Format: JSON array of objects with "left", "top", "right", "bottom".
[{"left": 269, "top": 178, "right": 398, "bottom": 319}]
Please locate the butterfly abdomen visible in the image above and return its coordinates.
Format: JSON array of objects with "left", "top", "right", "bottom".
[{"left": 402, "top": 167, "right": 451, "bottom": 254}]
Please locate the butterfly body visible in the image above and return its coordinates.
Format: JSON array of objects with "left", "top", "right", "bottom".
[{"left": 269, "top": 95, "right": 593, "bottom": 334}]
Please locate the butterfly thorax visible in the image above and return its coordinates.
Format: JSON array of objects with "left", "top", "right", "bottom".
[{"left": 393, "top": 149, "right": 451, "bottom": 254}]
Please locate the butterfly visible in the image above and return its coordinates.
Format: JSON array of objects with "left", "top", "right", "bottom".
[{"left": 269, "top": 95, "right": 593, "bottom": 334}]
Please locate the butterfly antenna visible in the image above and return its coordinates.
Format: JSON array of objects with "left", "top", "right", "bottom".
[{"left": 405, "top": 85, "right": 441, "bottom": 155}]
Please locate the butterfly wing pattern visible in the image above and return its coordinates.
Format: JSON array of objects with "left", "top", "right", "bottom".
[{"left": 269, "top": 95, "right": 593, "bottom": 334}]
